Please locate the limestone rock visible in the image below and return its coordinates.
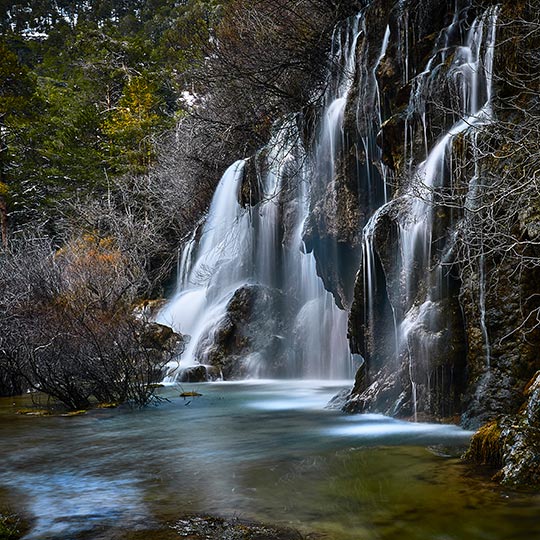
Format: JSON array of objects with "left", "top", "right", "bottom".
[
  {"left": 199, "top": 284, "right": 290, "bottom": 379},
  {"left": 178, "top": 365, "right": 209, "bottom": 383},
  {"left": 465, "top": 372, "right": 540, "bottom": 487}
]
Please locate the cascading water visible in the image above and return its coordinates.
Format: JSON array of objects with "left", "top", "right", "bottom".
[
  {"left": 157, "top": 11, "right": 377, "bottom": 382},
  {"left": 158, "top": 11, "right": 371, "bottom": 381},
  {"left": 354, "top": 3, "right": 500, "bottom": 417},
  {"left": 397, "top": 7, "right": 499, "bottom": 415},
  {"left": 157, "top": 160, "right": 249, "bottom": 378},
  {"left": 158, "top": 1, "right": 499, "bottom": 412}
]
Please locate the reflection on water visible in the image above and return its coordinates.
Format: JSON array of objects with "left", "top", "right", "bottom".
[{"left": 1, "top": 381, "right": 540, "bottom": 540}]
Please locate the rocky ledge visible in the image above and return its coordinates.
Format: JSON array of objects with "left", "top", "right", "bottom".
[{"left": 465, "top": 371, "right": 540, "bottom": 487}]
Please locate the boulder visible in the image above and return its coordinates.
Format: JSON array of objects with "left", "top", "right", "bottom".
[
  {"left": 178, "top": 365, "right": 208, "bottom": 383},
  {"left": 199, "top": 284, "right": 291, "bottom": 379}
]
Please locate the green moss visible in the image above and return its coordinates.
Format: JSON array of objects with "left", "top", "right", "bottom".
[
  {"left": 180, "top": 391, "right": 202, "bottom": 398},
  {"left": 0, "top": 511, "right": 24, "bottom": 540},
  {"left": 59, "top": 409, "right": 88, "bottom": 417},
  {"left": 465, "top": 420, "right": 503, "bottom": 467},
  {"left": 15, "top": 408, "right": 51, "bottom": 417},
  {"left": 96, "top": 402, "right": 120, "bottom": 409}
]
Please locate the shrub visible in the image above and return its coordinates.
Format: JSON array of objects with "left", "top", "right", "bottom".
[{"left": 0, "top": 234, "right": 181, "bottom": 409}]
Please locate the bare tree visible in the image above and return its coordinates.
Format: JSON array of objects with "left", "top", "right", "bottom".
[{"left": 0, "top": 233, "right": 182, "bottom": 409}]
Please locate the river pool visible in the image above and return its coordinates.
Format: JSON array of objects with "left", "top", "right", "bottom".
[{"left": 1, "top": 380, "right": 540, "bottom": 539}]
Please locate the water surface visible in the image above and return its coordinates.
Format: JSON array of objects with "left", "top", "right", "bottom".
[{"left": 1, "top": 381, "right": 539, "bottom": 539}]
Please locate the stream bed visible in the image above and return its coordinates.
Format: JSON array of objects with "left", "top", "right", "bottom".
[{"left": 1, "top": 380, "right": 540, "bottom": 540}]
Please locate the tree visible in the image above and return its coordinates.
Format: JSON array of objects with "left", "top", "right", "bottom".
[
  {"left": 102, "top": 75, "right": 169, "bottom": 173},
  {"left": 0, "top": 39, "right": 37, "bottom": 247},
  {"left": 0, "top": 235, "right": 182, "bottom": 408}
]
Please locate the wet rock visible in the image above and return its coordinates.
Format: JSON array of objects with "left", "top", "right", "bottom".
[
  {"left": 303, "top": 170, "right": 363, "bottom": 308},
  {"left": 343, "top": 369, "right": 408, "bottom": 416},
  {"left": 178, "top": 365, "right": 208, "bottom": 383},
  {"left": 170, "top": 515, "right": 304, "bottom": 540},
  {"left": 239, "top": 154, "right": 265, "bottom": 208},
  {"left": 352, "top": 360, "right": 368, "bottom": 395},
  {"left": 465, "top": 372, "right": 540, "bottom": 487},
  {"left": 526, "top": 371, "right": 540, "bottom": 427},
  {"left": 378, "top": 113, "right": 406, "bottom": 170},
  {"left": 346, "top": 188, "right": 466, "bottom": 419},
  {"left": 348, "top": 199, "right": 400, "bottom": 365},
  {"left": 466, "top": 415, "right": 540, "bottom": 488},
  {"left": 139, "top": 322, "right": 183, "bottom": 352},
  {"left": 498, "top": 417, "right": 540, "bottom": 487},
  {"left": 199, "top": 285, "right": 291, "bottom": 379},
  {"left": 460, "top": 258, "right": 540, "bottom": 430},
  {"left": 326, "top": 388, "right": 351, "bottom": 410}
]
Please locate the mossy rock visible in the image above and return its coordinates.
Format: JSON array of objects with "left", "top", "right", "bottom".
[
  {"left": 59, "top": 410, "right": 88, "bottom": 417},
  {"left": 464, "top": 419, "right": 503, "bottom": 467},
  {"left": 180, "top": 391, "right": 203, "bottom": 398},
  {"left": 15, "top": 408, "right": 51, "bottom": 417},
  {"left": 0, "top": 511, "right": 26, "bottom": 540},
  {"left": 96, "top": 402, "right": 120, "bottom": 409},
  {"left": 465, "top": 415, "right": 540, "bottom": 488},
  {"left": 169, "top": 515, "right": 303, "bottom": 540}
]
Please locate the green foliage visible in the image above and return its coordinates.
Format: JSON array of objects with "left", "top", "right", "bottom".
[
  {"left": 0, "top": 0, "right": 223, "bottom": 236},
  {"left": 103, "top": 75, "right": 171, "bottom": 173},
  {"left": 0, "top": 41, "right": 35, "bottom": 119}
]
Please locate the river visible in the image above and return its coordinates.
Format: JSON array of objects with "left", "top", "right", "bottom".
[{"left": 1, "top": 381, "right": 540, "bottom": 539}]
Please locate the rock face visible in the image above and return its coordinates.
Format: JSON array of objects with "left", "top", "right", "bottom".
[
  {"left": 330, "top": 0, "right": 540, "bottom": 448},
  {"left": 465, "top": 372, "right": 540, "bottom": 487},
  {"left": 330, "top": 0, "right": 540, "bottom": 486},
  {"left": 199, "top": 285, "right": 290, "bottom": 379},
  {"left": 332, "top": 0, "right": 475, "bottom": 420}
]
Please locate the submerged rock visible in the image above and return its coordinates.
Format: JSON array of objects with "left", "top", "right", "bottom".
[{"left": 170, "top": 515, "right": 303, "bottom": 540}]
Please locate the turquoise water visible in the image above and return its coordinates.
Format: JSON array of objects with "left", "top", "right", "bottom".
[{"left": 1, "top": 381, "right": 539, "bottom": 539}]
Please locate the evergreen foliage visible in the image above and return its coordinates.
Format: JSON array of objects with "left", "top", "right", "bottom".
[{"left": 0, "top": 0, "right": 221, "bottom": 233}]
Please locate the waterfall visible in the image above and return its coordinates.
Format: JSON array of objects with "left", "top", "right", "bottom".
[
  {"left": 156, "top": 12, "right": 374, "bottom": 382},
  {"left": 157, "top": 160, "right": 249, "bottom": 379},
  {"left": 355, "top": 4, "right": 500, "bottom": 417},
  {"left": 157, "top": 1, "right": 500, "bottom": 409},
  {"left": 397, "top": 7, "right": 499, "bottom": 413}
]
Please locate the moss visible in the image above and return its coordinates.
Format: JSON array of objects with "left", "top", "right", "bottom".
[
  {"left": 180, "top": 391, "right": 202, "bottom": 398},
  {"left": 15, "top": 408, "right": 51, "bottom": 417},
  {"left": 0, "top": 511, "right": 25, "bottom": 540},
  {"left": 465, "top": 420, "right": 503, "bottom": 467},
  {"left": 59, "top": 409, "right": 88, "bottom": 417},
  {"left": 96, "top": 402, "right": 120, "bottom": 409}
]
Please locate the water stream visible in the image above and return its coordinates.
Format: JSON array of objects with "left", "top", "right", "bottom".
[{"left": 2, "top": 383, "right": 540, "bottom": 540}]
